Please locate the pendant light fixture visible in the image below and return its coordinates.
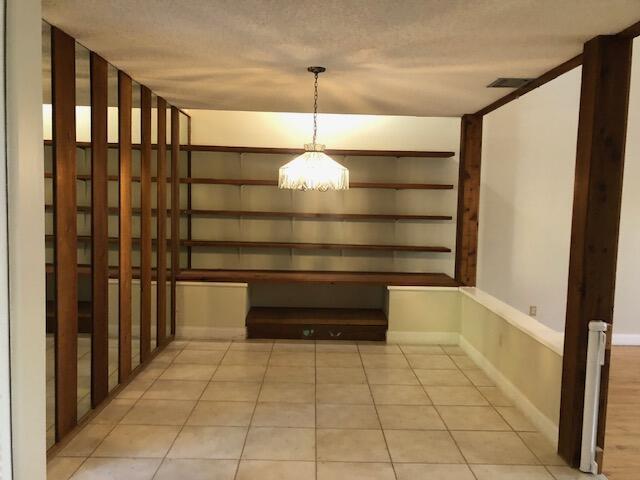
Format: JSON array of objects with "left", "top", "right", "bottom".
[{"left": 278, "top": 66, "right": 349, "bottom": 191}]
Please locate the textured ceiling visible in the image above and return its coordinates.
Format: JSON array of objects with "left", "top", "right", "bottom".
[{"left": 42, "top": 0, "right": 640, "bottom": 117}]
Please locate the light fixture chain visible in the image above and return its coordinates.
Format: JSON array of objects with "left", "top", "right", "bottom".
[{"left": 313, "top": 72, "right": 318, "bottom": 146}]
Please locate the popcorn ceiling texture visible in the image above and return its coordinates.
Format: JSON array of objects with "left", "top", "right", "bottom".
[{"left": 42, "top": 0, "right": 640, "bottom": 116}]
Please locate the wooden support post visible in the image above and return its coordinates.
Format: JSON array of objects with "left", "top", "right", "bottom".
[
  {"left": 51, "top": 26, "right": 78, "bottom": 439},
  {"left": 118, "top": 71, "right": 133, "bottom": 383},
  {"left": 559, "top": 35, "right": 633, "bottom": 467},
  {"left": 140, "top": 86, "right": 152, "bottom": 362},
  {"left": 90, "top": 52, "right": 109, "bottom": 407},
  {"left": 170, "top": 107, "right": 180, "bottom": 336},
  {"left": 156, "top": 98, "right": 167, "bottom": 345},
  {"left": 455, "top": 114, "right": 483, "bottom": 286}
]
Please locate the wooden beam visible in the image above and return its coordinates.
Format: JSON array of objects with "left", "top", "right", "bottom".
[
  {"left": 619, "top": 19, "right": 640, "bottom": 39},
  {"left": 558, "top": 35, "right": 633, "bottom": 468},
  {"left": 140, "top": 85, "right": 152, "bottom": 362},
  {"left": 118, "top": 71, "right": 133, "bottom": 383},
  {"left": 184, "top": 239, "right": 451, "bottom": 253},
  {"left": 454, "top": 114, "right": 483, "bottom": 286},
  {"left": 156, "top": 97, "right": 167, "bottom": 345},
  {"left": 187, "top": 115, "right": 192, "bottom": 270},
  {"left": 51, "top": 26, "right": 78, "bottom": 440},
  {"left": 90, "top": 52, "right": 109, "bottom": 407},
  {"left": 170, "top": 107, "right": 180, "bottom": 336}
]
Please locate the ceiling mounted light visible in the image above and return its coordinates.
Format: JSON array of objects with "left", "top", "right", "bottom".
[{"left": 278, "top": 66, "right": 349, "bottom": 191}]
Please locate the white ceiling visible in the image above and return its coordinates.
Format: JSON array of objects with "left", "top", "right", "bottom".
[{"left": 42, "top": 0, "right": 640, "bottom": 117}]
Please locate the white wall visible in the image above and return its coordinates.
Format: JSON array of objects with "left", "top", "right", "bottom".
[{"left": 478, "top": 38, "right": 640, "bottom": 340}]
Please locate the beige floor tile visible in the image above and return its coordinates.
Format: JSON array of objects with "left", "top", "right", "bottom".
[
  {"left": 272, "top": 342, "right": 315, "bottom": 352},
  {"left": 221, "top": 350, "right": 270, "bottom": 366},
  {"left": 316, "top": 383, "right": 373, "bottom": 404},
  {"left": 414, "top": 369, "right": 471, "bottom": 386},
  {"left": 236, "top": 460, "right": 315, "bottom": 480},
  {"left": 159, "top": 363, "right": 217, "bottom": 381},
  {"left": 136, "top": 366, "right": 167, "bottom": 382},
  {"left": 518, "top": 432, "right": 566, "bottom": 466},
  {"left": 212, "top": 365, "right": 266, "bottom": 383},
  {"left": 471, "top": 464, "right": 554, "bottom": 479},
  {"left": 229, "top": 340, "right": 273, "bottom": 351},
  {"left": 167, "top": 426, "right": 247, "bottom": 459},
  {"left": 478, "top": 386, "right": 513, "bottom": 407},
  {"left": 154, "top": 458, "right": 237, "bottom": 480},
  {"left": 317, "top": 461, "right": 396, "bottom": 480},
  {"left": 201, "top": 382, "right": 261, "bottom": 402},
  {"left": 120, "top": 399, "right": 196, "bottom": 426},
  {"left": 317, "top": 428, "right": 390, "bottom": 462},
  {"left": 545, "top": 466, "right": 594, "bottom": 479},
  {"left": 47, "top": 456, "right": 85, "bottom": 480},
  {"left": 452, "top": 431, "right": 539, "bottom": 465},
  {"left": 378, "top": 405, "right": 446, "bottom": 430},
  {"left": 450, "top": 355, "right": 477, "bottom": 370},
  {"left": 385, "top": 429, "right": 464, "bottom": 463},
  {"left": 442, "top": 345, "right": 466, "bottom": 355},
  {"left": 371, "top": 384, "right": 431, "bottom": 405},
  {"left": 259, "top": 382, "right": 315, "bottom": 403},
  {"left": 142, "top": 380, "right": 207, "bottom": 400},
  {"left": 117, "top": 378, "right": 154, "bottom": 400},
  {"left": 463, "top": 369, "right": 495, "bottom": 387},
  {"left": 399, "top": 345, "right": 446, "bottom": 355},
  {"left": 317, "top": 404, "right": 380, "bottom": 428},
  {"left": 252, "top": 402, "right": 315, "bottom": 427},
  {"left": 365, "top": 368, "right": 419, "bottom": 385},
  {"left": 316, "top": 342, "right": 358, "bottom": 353},
  {"left": 93, "top": 425, "right": 180, "bottom": 458},
  {"left": 60, "top": 424, "right": 113, "bottom": 457},
  {"left": 174, "top": 349, "right": 225, "bottom": 365},
  {"left": 152, "top": 349, "right": 181, "bottom": 366},
  {"left": 406, "top": 354, "right": 458, "bottom": 370},
  {"left": 358, "top": 344, "right": 402, "bottom": 354},
  {"left": 90, "top": 399, "right": 136, "bottom": 425},
  {"left": 268, "top": 351, "right": 315, "bottom": 366},
  {"left": 264, "top": 366, "right": 315, "bottom": 383},
  {"left": 425, "top": 386, "right": 489, "bottom": 406},
  {"left": 185, "top": 340, "right": 230, "bottom": 351},
  {"left": 361, "top": 354, "right": 410, "bottom": 369},
  {"left": 394, "top": 463, "right": 476, "bottom": 480},
  {"left": 437, "top": 406, "right": 511, "bottom": 431},
  {"left": 70, "top": 458, "right": 161, "bottom": 480},
  {"left": 316, "top": 352, "right": 362, "bottom": 367},
  {"left": 317, "top": 367, "right": 366, "bottom": 384},
  {"left": 242, "top": 427, "right": 315, "bottom": 461},
  {"left": 496, "top": 406, "right": 537, "bottom": 431},
  {"left": 187, "top": 401, "right": 255, "bottom": 426}
]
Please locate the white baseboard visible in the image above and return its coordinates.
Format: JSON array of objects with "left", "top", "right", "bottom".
[
  {"left": 612, "top": 333, "right": 640, "bottom": 346},
  {"left": 459, "top": 336, "right": 559, "bottom": 445},
  {"left": 386, "top": 331, "right": 459, "bottom": 345},
  {"left": 177, "top": 326, "right": 247, "bottom": 340}
]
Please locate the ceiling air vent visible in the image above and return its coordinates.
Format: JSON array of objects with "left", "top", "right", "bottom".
[{"left": 487, "top": 78, "right": 534, "bottom": 88}]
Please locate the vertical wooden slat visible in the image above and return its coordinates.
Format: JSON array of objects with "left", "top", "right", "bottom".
[
  {"left": 52, "top": 26, "right": 78, "bottom": 440},
  {"left": 187, "top": 115, "right": 192, "bottom": 270},
  {"left": 170, "top": 107, "right": 180, "bottom": 336},
  {"left": 454, "top": 114, "right": 483, "bottom": 286},
  {"left": 118, "top": 71, "right": 133, "bottom": 383},
  {"left": 90, "top": 52, "right": 109, "bottom": 407},
  {"left": 156, "top": 97, "right": 167, "bottom": 345},
  {"left": 558, "top": 35, "right": 632, "bottom": 467},
  {"left": 140, "top": 86, "right": 152, "bottom": 362}
]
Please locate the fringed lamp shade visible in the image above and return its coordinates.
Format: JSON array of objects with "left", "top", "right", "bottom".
[{"left": 278, "top": 144, "right": 349, "bottom": 191}]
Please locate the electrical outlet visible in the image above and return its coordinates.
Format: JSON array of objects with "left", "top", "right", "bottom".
[{"left": 529, "top": 305, "right": 537, "bottom": 317}]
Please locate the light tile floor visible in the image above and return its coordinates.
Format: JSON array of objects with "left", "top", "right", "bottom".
[{"left": 48, "top": 339, "right": 593, "bottom": 480}]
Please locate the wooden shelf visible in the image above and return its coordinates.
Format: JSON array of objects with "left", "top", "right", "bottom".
[
  {"left": 177, "top": 269, "right": 459, "bottom": 286},
  {"left": 184, "top": 239, "right": 450, "bottom": 253},
  {"left": 183, "top": 178, "right": 454, "bottom": 190}
]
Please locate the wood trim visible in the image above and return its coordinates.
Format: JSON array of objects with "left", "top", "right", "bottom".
[
  {"left": 177, "top": 269, "right": 459, "bottom": 287},
  {"left": 118, "top": 71, "right": 133, "bottom": 383},
  {"left": 183, "top": 178, "right": 453, "bottom": 190},
  {"left": 454, "top": 114, "right": 483, "bottom": 286},
  {"left": 185, "top": 144, "right": 455, "bottom": 158},
  {"left": 170, "top": 107, "right": 180, "bottom": 336},
  {"left": 558, "top": 35, "right": 633, "bottom": 468},
  {"left": 90, "top": 52, "right": 109, "bottom": 407},
  {"left": 184, "top": 239, "right": 451, "bottom": 253},
  {"left": 51, "top": 26, "right": 78, "bottom": 440},
  {"left": 187, "top": 116, "right": 192, "bottom": 270},
  {"left": 156, "top": 97, "right": 167, "bottom": 344},
  {"left": 619, "top": 19, "right": 640, "bottom": 38},
  {"left": 475, "top": 54, "right": 583, "bottom": 117},
  {"left": 186, "top": 209, "right": 452, "bottom": 221},
  {"left": 140, "top": 85, "right": 152, "bottom": 362}
]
